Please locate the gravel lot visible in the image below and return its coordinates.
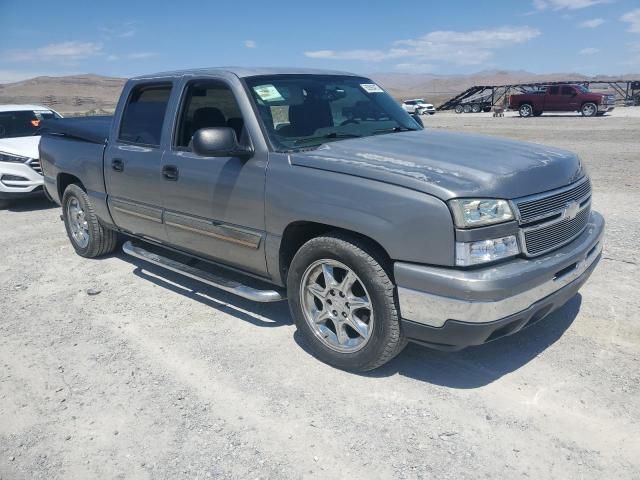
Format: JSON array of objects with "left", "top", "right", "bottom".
[{"left": 1, "top": 108, "right": 639, "bottom": 479}]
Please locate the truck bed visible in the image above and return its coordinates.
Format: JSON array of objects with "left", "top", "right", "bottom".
[{"left": 40, "top": 116, "right": 113, "bottom": 144}]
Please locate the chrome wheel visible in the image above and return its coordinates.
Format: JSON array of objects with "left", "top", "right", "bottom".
[
  {"left": 66, "top": 197, "right": 89, "bottom": 248},
  {"left": 519, "top": 104, "right": 532, "bottom": 117},
  {"left": 300, "top": 259, "right": 374, "bottom": 353},
  {"left": 582, "top": 103, "right": 596, "bottom": 117}
]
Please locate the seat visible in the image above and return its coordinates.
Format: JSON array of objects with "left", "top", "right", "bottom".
[
  {"left": 287, "top": 99, "right": 333, "bottom": 136},
  {"left": 186, "top": 107, "right": 227, "bottom": 144},
  {"left": 226, "top": 117, "right": 246, "bottom": 144}
]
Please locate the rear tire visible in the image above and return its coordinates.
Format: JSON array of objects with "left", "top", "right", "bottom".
[
  {"left": 287, "top": 232, "right": 406, "bottom": 372},
  {"left": 519, "top": 103, "right": 533, "bottom": 117},
  {"left": 471, "top": 104, "right": 481, "bottom": 113},
  {"left": 463, "top": 104, "right": 472, "bottom": 113},
  {"left": 62, "top": 184, "right": 118, "bottom": 258},
  {"left": 455, "top": 105, "right": 464, "bottom": 114},
  {"left": 581, "top": 102, "right": 597, "bottom": 117}
]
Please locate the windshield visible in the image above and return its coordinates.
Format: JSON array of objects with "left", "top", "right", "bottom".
[
  {"left": 575, "top": 85, "right": 590, "bottom": 93},
  {"left": 244, "top": 75, "right": 422, "bottom": 151},
  {"left": 0, "top": 109, "right": 61, "bottom": 138}
]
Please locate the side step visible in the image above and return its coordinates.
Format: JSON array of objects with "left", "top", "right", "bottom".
[{"left": 122, "top": 240, "right": 286, "bottom": 302}]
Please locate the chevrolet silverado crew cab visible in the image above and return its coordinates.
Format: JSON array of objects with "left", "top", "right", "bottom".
[
  {"left": 509, "top": 84, "right": 615, "bottom": 117},
  {"left": 40, "top": 68, "right": 604, "bottom": 371},
  {"left": 0, "top": 104, "right": 62, "bottom": 208}
]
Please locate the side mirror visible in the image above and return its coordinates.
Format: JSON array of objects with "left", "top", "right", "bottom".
[
  {"left": 411, "top": 114, "right": 424, "bottom": 127},
  {"left": 192, "top": 127, "right": 253, "bottom": 159}
]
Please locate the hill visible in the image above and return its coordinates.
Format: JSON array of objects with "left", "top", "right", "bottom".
[
  {"left": 0, "top": 71, "right": 637, "bottom": 114},
  {"left": 0, "top": 74, "right": 126, "bottom": 115}
]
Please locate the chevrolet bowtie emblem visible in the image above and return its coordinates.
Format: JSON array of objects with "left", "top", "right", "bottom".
[{"left": 564, "top": 201, "right": 579, "bottom": 220}]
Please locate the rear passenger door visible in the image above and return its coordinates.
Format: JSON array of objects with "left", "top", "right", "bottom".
[
  {"left": 545, "top": 86, "right": 562, "bottom": 111},
  {"left": 160, "top": 78, "right": 268, "bottom": 276},
  {"left": 104, "top": 82, "right": 173, "bottom": 242}
]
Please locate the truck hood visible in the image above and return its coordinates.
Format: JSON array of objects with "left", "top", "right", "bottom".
[
  {"left": 0, "top": 136, "right": 40, "bottom": 159},
  {"left": 290, "top": 130, "right": 585, "bottom": 200}
]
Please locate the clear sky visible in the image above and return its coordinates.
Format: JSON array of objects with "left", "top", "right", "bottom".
[{"left": 1, "top": 0, "right": 639, "bottom": 82}]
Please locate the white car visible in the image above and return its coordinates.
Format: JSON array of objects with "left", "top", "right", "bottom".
[
  {"left": 0, "top": 105, "right": 62, "bottom": 208},
  {"left": 402, "top": 99, "right": 436, "bottom": 115}
]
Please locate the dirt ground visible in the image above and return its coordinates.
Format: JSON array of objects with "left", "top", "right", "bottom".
[{"left": 1, "top": 108, "right": 639, "bottom": 480}]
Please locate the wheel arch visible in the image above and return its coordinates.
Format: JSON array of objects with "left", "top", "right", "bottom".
[
  {"left": 57, "top": 172, "right": 85, "bottom": 200},
  {"left": 277, "top": 221, "right": 392, "bottom": 285}
]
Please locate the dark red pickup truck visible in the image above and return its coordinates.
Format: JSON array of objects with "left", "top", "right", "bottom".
[{"left": 509, "top": 84, "right": 616, "bottom": 117}]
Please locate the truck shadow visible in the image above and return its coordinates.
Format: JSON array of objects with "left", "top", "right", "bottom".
[
  {"left": 117, "top": 250, "right": 580, "bottom": 388},
  {"left": 6, "top": 196, "right": 57, "bottom": 212},
  {"left": 364, "top": 295, "right": 581, "bottom": 388},
  {"left": 119, "top": 252, "right": 292, "bottom": 329}
]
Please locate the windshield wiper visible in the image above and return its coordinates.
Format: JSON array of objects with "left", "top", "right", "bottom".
[
  {"left": 293, "top": 132, "right": 361, "bottom": 145},
  {"left": 373, "top": 126, "right": 419, "bottom": 135}
]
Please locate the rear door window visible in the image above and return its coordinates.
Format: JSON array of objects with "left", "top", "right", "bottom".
[
  {"left": 561, "top": 86, "right": 575, "bottom": 95},
  {"left": 119, "top": 84, "right": 172, "bottom": 146},
  {"left": 548, "top": 86, "right": 560, "bottom": 95}
]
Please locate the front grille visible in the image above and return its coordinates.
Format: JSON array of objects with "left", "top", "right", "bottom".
[
  {"left": 516, "top": 179, "right": 591, "bottom": 224},
  {"left": 28, "top": 158, "right": 43, "bottom": 175},
  {"left": 523, "top": 207, "right": 591, "bottom": 256}
]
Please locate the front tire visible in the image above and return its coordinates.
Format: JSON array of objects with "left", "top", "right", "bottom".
[
  {"left": 581, "top": 102, "right": 597, "bottom": 117},
  {"left": 62, "top": 184, "right": 118, "bottom": 258},
  {"left": 287, "top": 233, "right": 406, "bottom": 371}
]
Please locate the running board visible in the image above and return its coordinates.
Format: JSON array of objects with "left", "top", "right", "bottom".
[{"left": 122, "top": 240, "right": 286, "bottom": 302}]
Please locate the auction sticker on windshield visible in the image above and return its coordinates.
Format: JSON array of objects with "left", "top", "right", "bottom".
[
  {"left": 360, "top": 83, "right": 384, "bottom": 94},
  {"left": 253, "top": 85, "right": 284, "bottom": 102}
]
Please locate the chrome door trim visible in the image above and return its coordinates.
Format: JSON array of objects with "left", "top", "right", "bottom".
[{"left": 163, "top": 211, "right": 262, "bottom": 249}]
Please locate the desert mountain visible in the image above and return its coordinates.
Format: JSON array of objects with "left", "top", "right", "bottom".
[{"left": 0, "top": 70, "right": 636, "bottom": 115}]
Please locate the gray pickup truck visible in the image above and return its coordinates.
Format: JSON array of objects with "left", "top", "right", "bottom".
[{"left": 40, "top": 67, "right": 604, "bottom": 371}]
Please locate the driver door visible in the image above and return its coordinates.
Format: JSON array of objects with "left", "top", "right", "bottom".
[{"left": 160, "top": 78, "right": 268, "bottom": 276}]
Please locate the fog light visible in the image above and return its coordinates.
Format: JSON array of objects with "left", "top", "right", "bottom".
[
  {"left": 1, "top": 174, "right": 28, "bottom": 182},
  {"left": 455, "top": 235, "right": 519, "bottom": 266}
]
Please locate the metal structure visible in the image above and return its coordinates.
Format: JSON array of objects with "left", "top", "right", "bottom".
[{"left": 438, "top": 79, "right": 640, "bottom": 111}]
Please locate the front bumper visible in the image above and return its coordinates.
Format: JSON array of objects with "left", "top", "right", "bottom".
[
  {"left": 598, "top": 104, "right": 615, "bottom": 112},
  {"left": 0, "top": 161, "right": 44, "bottom": 198},
  {"left": 395, "top": 211, "right": 604, "bottom": 350}
]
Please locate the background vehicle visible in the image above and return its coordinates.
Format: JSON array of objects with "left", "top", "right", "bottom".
[
  {"left": 0, "top": 105, "right": 62, "bottom": 208},
  {"left": 40, "top": 68, "right": 603, "bottom": 371},
  {"left": 402, "top": 99, "right": 436, "bottom": 115},
  {"left": 509, "top": 84, "right": 615, "bottom": 117}
]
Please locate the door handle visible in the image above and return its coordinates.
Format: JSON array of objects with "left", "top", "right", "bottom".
[
  {"left": 162, "top": 165, "right": 179, "bottom": 181},
  {"left": 111, "top": 158, "right": 124, "bottom": 172}
]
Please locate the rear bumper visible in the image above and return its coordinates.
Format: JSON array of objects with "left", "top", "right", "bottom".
[
  {"left": 0, "top": 161, "right": 44, "bottom": 197},
  {"left": 395, "top": 211, "right": 604, "bottom": 350}
]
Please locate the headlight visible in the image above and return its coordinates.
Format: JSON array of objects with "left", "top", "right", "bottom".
[
  {"left": 0, "top": 152, "right": 30, "bottom": 163},
  {"left": 449, "top": 198, "right": 514, "bottom": 228},
  {"left": 455, "top": 235, "right": 519, "bottom": 266}
]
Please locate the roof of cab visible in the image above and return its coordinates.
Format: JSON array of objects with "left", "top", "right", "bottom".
[
  {"left": 0, "top": 104, "right": 54, "bottom": 113},
  {"left": 130, "top": 67, "right": 360, "bottom": 80}
]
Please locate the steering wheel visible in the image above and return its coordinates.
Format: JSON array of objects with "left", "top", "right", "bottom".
[{"left": 340, "top": 119, "right": 360, "bottom": 126}]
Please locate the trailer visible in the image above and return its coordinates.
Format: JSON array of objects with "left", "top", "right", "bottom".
[{"left": 439, "top": 79, "right": 640, "bottom": 112}]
